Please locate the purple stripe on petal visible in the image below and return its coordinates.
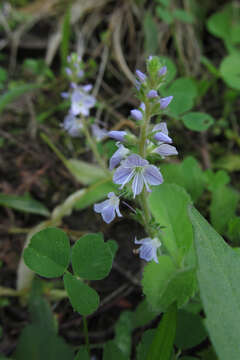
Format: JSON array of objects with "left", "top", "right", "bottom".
[
  {"left": 113, "top": 167, "right": 134, "bottom": 187},
  {"left": 143, "top": 165, "right": 163, "bottom": 185},
  {"left": 94, "top": 200, "right": 109, "bottom": 213},
  {"left": 139, "top": 244, "right": 155, "bottom": 262},
  {"left": 132, "top": 172, "right": 144, "bottom": 198},
  {"left": 154, "top": 144, "right": 178, "bottom": 157}
]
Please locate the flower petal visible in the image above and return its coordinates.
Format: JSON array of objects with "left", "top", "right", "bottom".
[
  {"left": 139, "top": 244, "right": 155, "bottom": 262},
  {"left": 159, "top": 96, "right": 173, "bottom": 109},
  {"left": 108, "top": 131, "right": 126, "bottom": 142},
  {"left": 94, "top": 200, "right": 109, "bottom": 213},
  {"left": 153, "top": 122, "right": 168, "bottom": 135},
  {"left": 102, "top": 205, "right": 115, "bottom": 224},
  {"left": 122, "top": 154, "right": 148, "bottom": 168},
  {"left": 132, "top": 172, "right": 144, "bottom": 198},
  {"left": 113, "top": 167, "right": 135, "bottom": 187},
  {"left": 154, "top": 132, "right": 172, "bottom": 143},
  {"left": 154, "top": 144, "right": 178, "bottom": 157},
  {"left": 143, "top": 165, "right": 163, "bottom": 185}
]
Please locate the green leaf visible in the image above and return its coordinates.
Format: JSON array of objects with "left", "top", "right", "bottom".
[
  {"left": 66, "top": 159, "right": 107, "bottom": 185},
  {"left": 182, "top": 112, "right": 214, "bottom": 131},
  {"left": 103, "top": 341, "right": 126, "bottom": 360},
  {"left": 228, "top": 217, "right": 240, "bottom": 243},
  {"left": 162, "top": 78, "right": 197, "bottom": 116},
  {"left": 210, "top": 185, "right": 239, "bottom": 234},
  {"left": 200, "top": 56, "right": 220, "bottom": 77},
  {"left": 0, "top": 193, "right": 50, "bottom": 217},
  {"left": 175, "top": 310, "right": 207, "bottom": 349},
  {"left": 156, "top": 6, "right": 173, "bottom": 24},
  {"left": 173, "top": 9, "right": 195, "bottom": 24},
  {"left": 220, "top": 54, "right": 240, "bottom": 90},
  {"left": 146, "top": 302, "right": 177, "bottom": 360},
  {"left": 15, "top": 286, "right": 74, "bottom": 360},
  {"left": 214, "top": 154, "right": 240, "bottom": 172},
  {"left": 188, "top": 206, "right": 240, "bottom": 360},
  {"left": 72, "top": 233, "right": 113, "bottom": 280},
  {"left": 161, "top": 156, "right": 205, "bottom": 202},
  {"left": 114, "top": 311, "right": 132, "bottom": 357},
  {"left": 74, "top": 178, "right": 117, "bottom": 210},
  {"left": 0, "top": 83, "right": 41, "bottom": 114},
  {"left": 149, "top": 184, "right": 193, "bottom": 261},
  {"left": 137, "top": 330, "right": 155, "bottom": 360},
  {"left": 157, "top": 56, "right": 177, "bottom": 84},
  {"left": 144, "top": 12, "right": 159, "bottom": 55},
  {"left": 207, "top": 6, "right": 230, "bottom": 40},
  {"left": 63, "top": 273, "right": 99, "bottom": 316},
  {"left": 107, "top": 240, "right": 119, "bottom": 258},
  {"left": 74, "top": 347, "right": 90, "bottom": 360},
  {"left": 204, "top": 169, "right": 230, "bottom": 192},
  {"left": 142, "top": 255, "right": 196, "bottom": 312},
  {"left": 132, "top": 300, "right": 158, "bottom": 328},
  {"left": 24, "top": 227, "right": 70, "bottom": 278}
]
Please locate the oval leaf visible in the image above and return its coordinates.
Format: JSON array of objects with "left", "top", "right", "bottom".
[
  {"left": 24, "top": 227, "right": 70, "bottom": 278},
  {"left": 63, "top": 273, "right": 99, "bottom": 316},
  {"left": 220, "top": 54, "right": 240, "bottom": 91},
  {"left": 72, "top": 233, "right": 113, "bottom": 280},
  {"left": 182, "top": 112, "right": 214, "bottom": 131}
]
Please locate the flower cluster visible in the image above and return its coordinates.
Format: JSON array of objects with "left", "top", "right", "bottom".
[
  {"left": 61, "top": 54, "right": 107, "bottom": 140},
  {"left": 94, "top": 56, "right": 178, "bottom": 264}
]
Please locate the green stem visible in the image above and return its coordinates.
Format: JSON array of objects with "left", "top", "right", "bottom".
[
  {"left": 83, "top": 316, "right": 90, "bottom": 357},
  {"left": 81, "top": 118, "right": 107, "bottom": 171}
]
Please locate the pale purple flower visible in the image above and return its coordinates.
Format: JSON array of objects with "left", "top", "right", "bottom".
[
  {"left": 113, "top": 154, "right": 163, "bottom": 198},
  {"left": 77, "top": 70, "right": 84, "bottom": 78},
  {"left": 135, "top": 80, "right": 141, "bottom": 91},
  {"left": 70, "top": 87, "right": 96, "bottom": 116},
  {"left": 131, "top": 109, "right": 143, "bottom": 121},
  {"left": 153, "top": 123, "right": 172, "bottom": 143},
  {"left": 158, "top": 66, "right": 167, "bottom": 76},
  {"left": 154, "top": 144, "right": 178, "bottom": 158},
  {"left": 148, "top": 55, "right": 153, "bottom": 61},
  {"left": 65, "top": 67, "right": 72, "bottom": 76},
  {"left": 108, "top": 131, "right": 127, "bottom": 142},
  {"left": 147, "top": 90, "right": 158, "bottom": 98},
  {"left": 135, "top": 237, "right": 161, "bottom": 263},
  {"left": 94, "top": 192, "right": 122, "bottom": 224},
  {"left": 91, "top": 124, "right": 108, "bottom": 141},
  {"left": 62, "top": 113, "right": 82, "bottom": 137},
  {"left": 136, "top": 70, "right": 147, "bottom": 83},
  {"left": 61, "top": 92, "right": 70, "bottom": 99},
  {"left": 140, "top": 102, "right": 146, "bottom": 111},
  {"left": 109, "top": 143, "right": 129, "bottom": 171},
  {"left": 159, "top": 96, "right": 173, "bottom": 109}
]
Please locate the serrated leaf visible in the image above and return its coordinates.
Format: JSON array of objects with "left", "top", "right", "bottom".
[
  {"left": 214, "top": 154, "right": 240, "bottom": 172},
  {"left": 63, "top": 273, "right": 99, "bottom": 316},
  {"left": 188, "top": 206, "right": 240, "bottom": 360},
  {"left": 149, "top": 184, "right": 193, "bottom": 261},
  {"left": 204, "top": 169, "right": 230, "bottom": 192},
  {"left": 72, "top": 233, "right": 113, "bottom": 280},
  {"left": 146, "top": 302, "right": 177, "bottom": 360},
  {"left": 0, "top": 193, "right": 50, "bottom": 217},
  {"left": 210, "top": 185, "right": 239, "bottom": 234},
  {"left": 137, "top": 329, "right": 155, "bottom": 360},
  {"left": 132, "top": 300, "right": 158, "bottom": 328},
  {"left": 182, "top": 112, "right": 214, "bottom": 131},
  {"left": 24, "top": 227, "right": 70, "bottom": 278},
  {"left": 142, "top": 255, "right": 196, "bottom": 312},
  {"left": 175, "top": 310, "right": 207, "bottom": 350},
  {"left": 227, "top": 217, "right": 240, "bottom": 243}
]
